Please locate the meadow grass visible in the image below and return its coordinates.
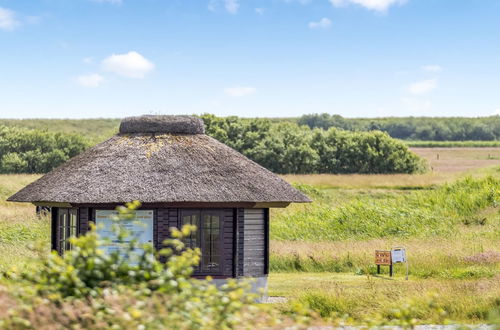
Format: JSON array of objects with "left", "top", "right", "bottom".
[
  {"left": 269, "top": 156, "right": 500, "bottom": 324},
  {"left": 0, "top": 174, "right": 48, "bottom": 272},
  {"left": 271, "top": 176, "right": 499, "bottom": 242},
  {"left": 269, "top": 272, "right": 500, "bottom": 324},
  {"left": 270, "top": 234, "right": 500, "bottom": 279},
  {"left": 0, "top": 151, "right": 498, "bottom": 325}
]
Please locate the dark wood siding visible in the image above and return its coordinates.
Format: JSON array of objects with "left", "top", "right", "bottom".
[
  {"left": 222, "top": 208, "right": 233, "bottom": 276},
  {"left": 236, "top": 208, "right": 245, "bottom": 276},
  {"left": 79, "top": 207, "right": 89, "bottom": 236},
  {"left": 156, "top": 208, "right": 169, "bottom": 262},
  {"left": 242, "top": 208, "right": 267, "bottom": 277},
  {"left": 51, "top": 207, "right": 58, "bottom": 252}
]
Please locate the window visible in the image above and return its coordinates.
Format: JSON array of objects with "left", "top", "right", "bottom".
[
  {"left": 180, "top": 209, "right": 222, "bottom": 273},
  {"left": 57, "top": 208, "right": 78, "bottom": 254}
]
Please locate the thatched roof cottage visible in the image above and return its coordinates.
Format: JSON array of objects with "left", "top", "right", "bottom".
[{"left": 9, "top": 115, "right": 310, "bottom": 295}]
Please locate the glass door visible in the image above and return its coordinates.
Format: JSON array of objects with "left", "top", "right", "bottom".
[
  {"left": 57, "top": 208, "right": 78, "bottom": 255},
  {"left": 179, "top": 209, "right": 223, "bottom": 274}
]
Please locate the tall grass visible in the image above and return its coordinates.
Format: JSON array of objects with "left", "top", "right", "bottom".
[
  {"left": 290, "top": 276, "right": 500, "bottom": 324},
  {"left": 271, "top": 176, "right": 499, "bottom": 242},
  {"left": 270, "top": 235, "right": 500, "bottom": 278}
]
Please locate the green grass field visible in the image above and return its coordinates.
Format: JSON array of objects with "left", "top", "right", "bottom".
[
  {"left": 269, "top": 149, "right": 500, "bottom": 324},
  {"left": 0, "top": 148, "right": 499, "bottom": 325}
]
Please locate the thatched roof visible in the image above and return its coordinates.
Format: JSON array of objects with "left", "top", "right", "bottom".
[{"left": 9, "top": 115, "right": 310, "bottom": 205}]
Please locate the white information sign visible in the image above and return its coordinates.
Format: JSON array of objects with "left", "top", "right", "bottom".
[
  {"left": 95, "top": 210, "right": 154, "bottom": 262},
  {"left": 391, "top": 248, "right": 406, "bottom": 263}
]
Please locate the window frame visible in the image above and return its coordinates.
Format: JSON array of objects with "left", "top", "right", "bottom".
[
  {"left": 56, "top": 208, "right": 78, "bottom": 255},
  {"left": 179, "top": 209, "right": 224, "bottom": 275}
]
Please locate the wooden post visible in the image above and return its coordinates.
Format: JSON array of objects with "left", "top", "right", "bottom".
[
  {"left": 377, "top": 265, "right": 381, "bottom": 274},
  {"left": 389, "top": 264, "right": 393, "bottom": 277}
]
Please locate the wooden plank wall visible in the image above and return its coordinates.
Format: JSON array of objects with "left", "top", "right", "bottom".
[
  {"left": 242, "top": 208, "right": 266, "bottom": 277},
  {"left": 222, "top": 208, "right": 234, "bottom": 276},
  {"left": 79, "top": 207, "right": 89, "bottom": 236},
  {"left": 157, "top": 208, "right": 170, "bottom": 262},
  {"left": 236, "top": 208, "right": 245, "bottom": 276}
]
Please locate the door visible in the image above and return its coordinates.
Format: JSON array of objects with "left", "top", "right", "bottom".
[{"left": 180, "top": 209, "right": 223, "bottom": 274}]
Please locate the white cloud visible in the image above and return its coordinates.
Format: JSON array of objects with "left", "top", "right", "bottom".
[
  {"left": 422, "top": 65, "right": 443, "bottom": 73},
  {"left": 224, "top": 0, "right": 239, "bottom": 14},
  {"left": 330, "top": 0, "right": 406, "bottom": 12},
  {"left": 494, "top": 109, "right": 500, "bottom": 115},
  {"left": 101, "top": 51, "right": 155, "bottom": 78},
  {"left": 309, "top": 18, "right": 332, "bottom": 29},
  {"left": 0, "top": 7, "right": 19, "bottom": 31},
  {"left": 208, "top": 0, "right": 239, "bottom": 14},
  {"left": 83, "top": 57, "right": 94, "bottom": 64},
  {"left": 224, "top": 86, "right": 257, "bottom": 97},
  {"left": 255, "top": 8, "right": 265, "bottom": 15},
  {"left": 76, "top": 73, "right": 104, "bottom": 88},
  {"left": 408, "top": 79, "right": 437, "bottom": 95},
  {"left": 91, "top": 0, "right": 123, "bottom": 4}
]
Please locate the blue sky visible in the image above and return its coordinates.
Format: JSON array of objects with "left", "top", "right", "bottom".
[{"left": 0, "top": 0, "right": 499, "bottom": 119}]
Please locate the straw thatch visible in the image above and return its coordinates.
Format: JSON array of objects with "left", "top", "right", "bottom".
[
  {"left": 120, "top": 115, "right": 205, "bottom": 134},
  {"left": 8, "top": 116, "right": 310, "bottom": 205}
]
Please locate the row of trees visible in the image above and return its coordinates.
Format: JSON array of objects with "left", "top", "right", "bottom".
[
  {"left": 0, "top": 117, "right": 426, "bottom": 174},
  {"left": 201, "top": 114, "right": 427, "bottom": 174},
  {"left": 297, "top": 113, "right": 500, "bottom": 141},
  {"left": 0, "top": 126, "right": 89, "bottom": 174}
]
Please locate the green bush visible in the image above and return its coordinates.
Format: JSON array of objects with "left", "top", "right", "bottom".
[
  {"left": 0, "top": 125, "right": 89, "bottom": 174},
  {"left": 202, "top": 114, "right": 427, "bottom": 174}
]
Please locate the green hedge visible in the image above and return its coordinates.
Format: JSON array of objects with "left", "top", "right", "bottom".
[{"left": 202, "top": 114, "right": 427, "bottom": 174}]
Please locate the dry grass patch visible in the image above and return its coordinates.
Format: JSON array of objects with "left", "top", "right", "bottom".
[
  {"left": 0, "top": 175, "right": 40, "bottom": 201},
  {"left": 412, "top": 147, "right": 500, "bottom": 173},
  {"left": 282, "top": 148, "right": 500, "bottom": 189}
]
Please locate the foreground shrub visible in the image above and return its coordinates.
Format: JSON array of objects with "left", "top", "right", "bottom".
[{"left": 0, "top": 202, "right": 281, "bottom": 329}]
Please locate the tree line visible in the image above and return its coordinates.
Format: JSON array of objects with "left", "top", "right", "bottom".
[
  {"left": 297, "top": 113, "right": 500, "bottom": 141},
  {"left": 0, "top": 126, "right": 89, "bottom": 174},
  {"left": 0, "top": 116, "right": 426, "bottom": 174}
]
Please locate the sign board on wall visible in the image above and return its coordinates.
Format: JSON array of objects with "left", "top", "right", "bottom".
[{"left": 95, "top": 210, "right": 154, "bottom": 262}]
